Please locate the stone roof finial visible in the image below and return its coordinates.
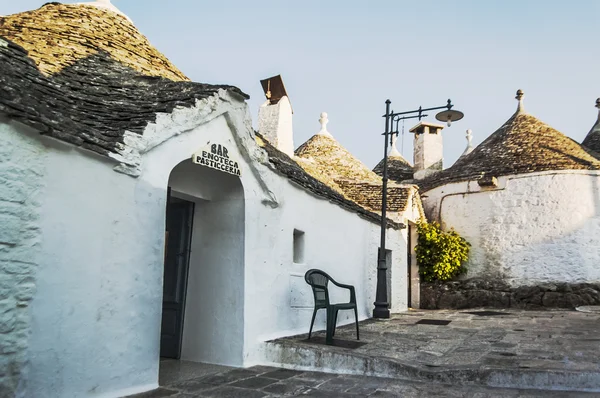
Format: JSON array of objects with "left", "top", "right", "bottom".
[
  {"left": 516, "top": 89, "right": 524, "bottom": 114},
  {"left": 318, "top": 112, "right": 333, "bottom": 137},
  {"left": 462, "top": 129, "right": 474, "bottom": 156},
  {"left": 389, "top": 133, "right": 401, "bottom": 156},
  {"left": 593, "top": 98, "right": 600, "bottom": 127},
  {"left": 583, "top": 97, "right": 600, "bottom": 151}
]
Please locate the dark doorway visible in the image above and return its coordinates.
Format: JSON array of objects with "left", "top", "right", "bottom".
[{"left": 161, "top": 191, "right": 195, "bottom": 359}]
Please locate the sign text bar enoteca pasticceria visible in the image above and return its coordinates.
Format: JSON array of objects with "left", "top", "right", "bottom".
[{"left": 192, "top": 143, "right": 241, "bottom": 177}]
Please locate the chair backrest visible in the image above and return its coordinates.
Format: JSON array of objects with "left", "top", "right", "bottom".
[{"left": 305, "top": 269, "right": 331, "bottom": 307}]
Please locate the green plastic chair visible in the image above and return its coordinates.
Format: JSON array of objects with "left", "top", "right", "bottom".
[{"left": 304, "top": 269, "right": 359, "bottom": 344}]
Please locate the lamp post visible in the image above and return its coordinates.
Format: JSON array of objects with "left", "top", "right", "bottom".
[{"left": 373, "top": 99, "right": 464, "bottom": 319}]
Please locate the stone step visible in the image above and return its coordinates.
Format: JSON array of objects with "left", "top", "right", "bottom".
[{"left": 263, "top": 338, "right": 600, "bottom": 392}]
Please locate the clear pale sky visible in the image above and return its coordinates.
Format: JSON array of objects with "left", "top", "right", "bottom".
[{"left": 2, "top": 1, "right": 599, "bottom": 168}]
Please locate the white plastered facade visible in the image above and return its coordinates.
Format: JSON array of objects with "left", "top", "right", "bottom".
[
  {"left": 421, "top": 171, "right": 600, "bottom": 287},
  {"left": 0, "top": 91, "right": 408, "bottom": 398}
]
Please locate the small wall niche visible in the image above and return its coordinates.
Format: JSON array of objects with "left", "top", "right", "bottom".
[
  {"left": 293, "top": 229, "right": 305, "bottom": 264},
  {"left": 378, "top": 247, "right": 393, "bottom": 305}
]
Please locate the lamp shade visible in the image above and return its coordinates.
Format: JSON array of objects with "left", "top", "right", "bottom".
[
  {"left": 435, "top": 109, "right": 465, "bottom": 122},
  {"left": 435, "top": 109, "right": 464, "bottom": 125}
]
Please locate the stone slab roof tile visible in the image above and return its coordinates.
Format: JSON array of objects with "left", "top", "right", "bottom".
[
  {"left": 295, "top": 134, "right": 381, "bottom": 184},
  {"left": 294, "top": 131, "right": 423, "bottom": 216},
  {"left": 0, "top": 2, "right": 187, "bottom": 81},
  {"left": 335, "top": 180, "right": 412, "bottom": 213},
  {"left": 256, "top": 133, "right": 402, "bottom": 229},
  {"left": 293, "top": 157, "right": 347, "bottom": 196},
  {"left": 583, "top": 133, "right": 600, "bottom": 155},
  {"left": 0, "top": 3, "right": 248, "bottom": 160}
]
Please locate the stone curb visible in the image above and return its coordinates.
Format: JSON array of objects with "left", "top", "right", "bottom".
[{"left": 264, "top": 341, "right": 600, "bottom": 392}]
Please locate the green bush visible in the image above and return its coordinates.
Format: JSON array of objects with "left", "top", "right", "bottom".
[{"left": 415, "top": 221, "right": 470, "bottom": 282}]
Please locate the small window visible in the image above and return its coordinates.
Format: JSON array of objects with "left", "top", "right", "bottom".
[{"left": 293, "top": 229, "right": 305, "bottom": 264}]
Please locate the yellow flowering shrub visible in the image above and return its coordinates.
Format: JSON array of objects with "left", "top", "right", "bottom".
[{"left": 415, "top": 221, "right": 470, "bottom": 282}]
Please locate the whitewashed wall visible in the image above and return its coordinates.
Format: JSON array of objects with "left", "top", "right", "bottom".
[
  {"left": 20, "top": 133, "right": 164, "bottom": 398},
  {"left": 6, "top": 93, "right": 408, "bottom": 398},
  {"left": 15, "top": 104, "right": 260, "bottom": 397},
  {"left": 0, "top": 119, "right": 44, "bottom": 398},
  {"left": 422, "top": 171, "right": 600, "bottom": 286},
  {"left": 243, "top": 177, "right": 406, "bottom": 366}
]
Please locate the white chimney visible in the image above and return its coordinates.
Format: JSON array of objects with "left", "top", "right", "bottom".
[
  {"left": 257, "top": 75, "right": 294, "bottom": 156},
  {"left": 409, "top": 121, "right": 445, "bottom": 179}
]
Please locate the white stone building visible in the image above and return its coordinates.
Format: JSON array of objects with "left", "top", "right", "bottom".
[
  {"left": 408, "top": 91, "right": 600, "bottom": 292},
  {"left": 370, "top": 91, "right": 600, "bottom": 307},
  {"left": 417, "top": 92, "right": 600, "bottom": 287},
  {"left": 0, "top": 3, "right": 415, "bottom": 398}
]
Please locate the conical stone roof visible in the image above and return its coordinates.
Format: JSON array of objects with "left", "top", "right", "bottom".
[
  {"left": 0, "top": 2, "right": 246, "bottom": 161},
  {"left": 373, "top": 156, "right": 413, "bottom": 183},
  {"left": 293, "top": 114, "right": 416, "bottom": 215},
  {"left": 419, "top": 91, "right": 600, "bottom": 192},
  {"left": 295, "top": 132, "right": 381, "bottom": 184},
  {"left": 373, "top": 133, "right": 414, "bottom": 182},
  {"left": 255, "top": 132, "right": 404, "bottom": 228},
  {"left": 582, "top": 98, "right": 600, "bottom": 155},
  {"left": 0, "top": 2, "right": 188, "bottom": 81}
]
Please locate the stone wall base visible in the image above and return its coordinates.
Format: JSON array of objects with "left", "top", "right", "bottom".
[{"left": 420, "top": 278, "right": 600, "bottom": 309}]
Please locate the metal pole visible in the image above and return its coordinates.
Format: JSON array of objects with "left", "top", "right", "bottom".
[{"left": 373, "top": 100, "right": 391, "bottom": 319}]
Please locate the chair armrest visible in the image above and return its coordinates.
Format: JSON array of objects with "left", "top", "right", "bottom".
[
  {"left": 348, "top": 285, "right": 357, "bottom": 304},
  {"left": 330, "top": 279, "right": 357, "bottom": 303},
  {"left": 330, "top": 278, "right": 353, "bottom": 290}
]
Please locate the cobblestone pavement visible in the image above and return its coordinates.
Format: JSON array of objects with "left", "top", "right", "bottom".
[{"left": 130, "top": 365, "right": 598, "bottom": 397}]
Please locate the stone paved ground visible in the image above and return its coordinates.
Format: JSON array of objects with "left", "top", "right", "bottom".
[
  {"left": 130, "top": 365, "right": 597, "bottom": 397},
  {"left": 276, "top": 309, "right": 600, "bottom": 371},
  {"left": 128, "top": 309, "right": 600, "bottom": 397},
  {"left": 268, "top": 308, "right": 600, "bottom": 391}
]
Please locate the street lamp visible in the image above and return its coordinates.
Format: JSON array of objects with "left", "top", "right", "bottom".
[{"left": 373, "top": 99, "right": 464, "bottom": 319}]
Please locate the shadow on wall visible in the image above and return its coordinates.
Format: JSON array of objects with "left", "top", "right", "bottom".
[{"left": 167, "top": 159, "right": 246, "bottom": 367}]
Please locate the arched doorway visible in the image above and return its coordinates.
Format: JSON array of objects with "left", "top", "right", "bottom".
[{"left": 160, "top": 158, "right": 245, "bottom": 366}]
